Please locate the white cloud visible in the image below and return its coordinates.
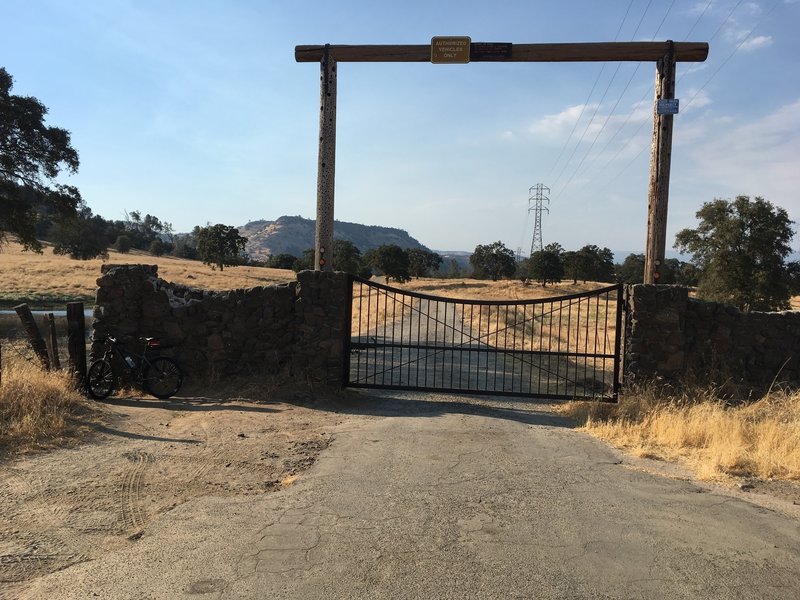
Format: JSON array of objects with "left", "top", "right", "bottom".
[
  {"left": 739, "top": 35, "right": 773, "bottom": 51},
  {"left": 685, "top": 99, "right": 800, "bottom": 218},
  {"left": 742, "top": 2, "right": 764, "bottom": 16},
  {"left": 681, "top": 88, "right": 713, "bottom": 112},
  {"left": 530, "top": 104, "right": 596, "bottom": 137}
]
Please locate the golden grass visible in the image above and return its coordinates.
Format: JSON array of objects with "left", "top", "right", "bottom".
[
  {"left": 0, "top": 241, "right": 295, "bottom": 305},
  {"left": 0, "top": 344, "right": 94, "bottom": 452},
  {"left": 402, "top": 277, "right": 609, "bottom": 301},
  {"left": 351, "top": 284, "right": 412, "bottom": 336},
  {"left": 558, "top": 386, "right": 800, "bottom": 482}
]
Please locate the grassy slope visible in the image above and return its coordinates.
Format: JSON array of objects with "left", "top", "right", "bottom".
[{"left": 0, "top": 242, "right": 296, "bottom": 307}]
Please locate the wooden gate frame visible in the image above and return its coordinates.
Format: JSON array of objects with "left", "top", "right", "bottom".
[{"left": 295, "top": 40, "right": 709, "bottom": 283}]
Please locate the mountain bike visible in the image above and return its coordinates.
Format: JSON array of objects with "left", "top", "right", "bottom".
[{"left": 87, "top": 335, "right": 182, "bottom": 400}]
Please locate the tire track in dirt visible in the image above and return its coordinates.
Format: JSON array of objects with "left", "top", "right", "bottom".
[{"left": 118, "top": 451, "right": 154, "bottom": 534}]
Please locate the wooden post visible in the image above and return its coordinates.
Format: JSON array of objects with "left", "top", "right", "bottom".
[
  {"left": 315, "top": 45, "right": 337, "bottom": 272},
  {"left": 644, "top": 42, "right": 676, "bottom": 284},
  {"left": 295, "top": 41, "right": 709, "bottom": 63},
  {"left": 67, "top": 302, "right": 87, "bottom": 388},
  {"left": 14, "top": 304, "right": 50, "bottom": 369},
  {"left": 46, "top": 313, "right": 61, "bottom": 370}
]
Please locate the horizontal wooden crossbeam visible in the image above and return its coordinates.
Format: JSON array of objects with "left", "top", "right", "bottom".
[{"left": 295, "top": 42, "right": 709, "bottom": 63}]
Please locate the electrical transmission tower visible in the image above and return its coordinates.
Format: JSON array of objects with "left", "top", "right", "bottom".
[{"left": 528, "top": 184, "right": 550, "bottom": 256}]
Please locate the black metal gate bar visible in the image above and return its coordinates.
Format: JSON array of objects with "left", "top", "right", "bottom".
[{"left": 346, "top": 277, "right": 624, "bottom": 401}]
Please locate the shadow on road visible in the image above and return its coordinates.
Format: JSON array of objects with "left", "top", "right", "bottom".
[
  {"left": 96, "top": 396, "right": 283, "bottom": 414},
  {"left": 86, "top": 422, "right": 204, "bottom": 444},
  {"left": 327, "top": 390, "right": 576, "bottom": 428}
]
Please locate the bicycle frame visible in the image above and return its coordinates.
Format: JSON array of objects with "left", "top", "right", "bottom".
[{"left": 95, "top": 337, "right": 162, "bottom": 383}]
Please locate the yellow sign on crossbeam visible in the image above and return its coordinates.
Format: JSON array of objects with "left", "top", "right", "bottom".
[{"left": 431, "top": 36, "right": 471, "bottom": 64}]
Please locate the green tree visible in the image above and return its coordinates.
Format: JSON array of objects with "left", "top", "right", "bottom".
[
  {"left": 367, "top": 244, "right": 410, "bottom": 283},
  {"left": 171, "top": 232, "right": 199, "bottom": 260},
  {"left": 578, "top": 244, "right": 615, "bottom": 283},
  {"left": 674, "top": 196, "right": 796, "bottom": 311},
  {"left": 293, "top": 248, "right": 316, "bottom": 272},
  {"left": 445, "top": 258, "right": 462, "bottom": 278},
  {"left": 196, "top": 224, "right": 248, "bottom": 271},
  {"left": 528, "top": 242, "right": 564, "bottom": 287},
  {"left": 562, "top": 250, "right": 589, "bottom": 284},
  {"left": 266, "top": 253, "right": 300, "bottom": 270},
  {"left": 0, "top": 67, "right": 81, "bottom": 251},
  {"left": 50, "top": 202, "right": 109, "bottom": 260},
  {"left": 407, "top": 248, "right": 443, "bottom": 279},
  {"left": 148, "top": 239, "right": 167, "bottom": 257},
  {"left": 660, "top": 258, "right": 699, "bottom": 286},
  {"left": 469, "top": 241, "right": 516, "bottom": 281},
  {"left": 333, "top": 239, "right": 363, "bottom": 275},
  {"left": 114, "top": 234, "right": 132, "bottom": 254},
  {"left": 615, "top": 253, "right": 644, "bottom": 284}
]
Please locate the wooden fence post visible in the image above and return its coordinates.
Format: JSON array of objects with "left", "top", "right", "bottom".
[
  {"left": 46, "top": 313, "right": 61, "bottom": 370},
  {"left": 14, "top": 303, "right": 50, "bottom": 369},
  {"left": 67, "top": 302, "right": 87, "bottom": 388}
]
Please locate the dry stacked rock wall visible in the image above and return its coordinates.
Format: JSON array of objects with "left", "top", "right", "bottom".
[
  {"left": 93, "top": 265, "right": 348, "bottom": 385},
  {"left": 626, "top": 284, "right": 800, "bottom": 390}
]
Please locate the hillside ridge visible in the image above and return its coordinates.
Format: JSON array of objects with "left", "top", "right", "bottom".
[{"left": 240, "top": 215, "right": 430, "bottom": 260}]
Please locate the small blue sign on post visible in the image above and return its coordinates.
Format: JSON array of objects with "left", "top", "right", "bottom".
[{"left": 657, "top": 98, "right": 679, "bottom": 115}]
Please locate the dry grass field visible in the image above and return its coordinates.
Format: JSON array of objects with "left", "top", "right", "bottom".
[
  {"left": 559, "top": 386, "right": 800, "bottom": 483},
  {"left": 0, "top": 347, "right": 94, "bottom": 452},
  {"left": 0, "top": 241, "right": 295, "bottom": 307}
]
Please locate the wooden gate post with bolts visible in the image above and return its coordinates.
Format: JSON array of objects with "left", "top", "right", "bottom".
[
  {"left": 645, "top": 42, "right": 677, "bottom": 284},
  {"left": 315, "top": 44, "right": 337, "bottom": 272},
  {"left": 296, "top": 41, "right": 708, "bottom": 276}
]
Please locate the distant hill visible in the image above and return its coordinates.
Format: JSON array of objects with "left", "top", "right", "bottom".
[{"left": 240, "top": 215, "right": 429, "bottom": 260}]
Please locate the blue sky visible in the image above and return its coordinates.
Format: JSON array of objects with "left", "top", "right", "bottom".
[{"left": 3, "top": 0, "right": 799, "bottom": 255}]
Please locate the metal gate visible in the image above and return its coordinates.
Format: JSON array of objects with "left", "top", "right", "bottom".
[{"left": 345, "top": 278, "right": 624, "bottom": 401}]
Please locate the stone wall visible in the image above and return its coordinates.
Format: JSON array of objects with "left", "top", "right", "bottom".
[
  {"left": 626, "top": 284, "right": 800, "bottom": 390},
  {"left": 92, "top": 265, "right": 349, "bottom": 386}
]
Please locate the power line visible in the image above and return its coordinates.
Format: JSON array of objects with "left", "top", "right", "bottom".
[
  {"left": 600, "top": 0, "right": 781, "bottom": 190},
  {"left": 554, "top": 0, "right": 675, "bottom": 198},
  {"left": 545, "top": 0, "right": 635, "bottom": 181},
  {"left": 683, "top": 0, "right": 781, "bottom": 112},
  {"left": 550, "top": 0, "right": 655, "bottom": 191},
  {"left": 683, "top": 0, "right": 713, "bottom": 41}
]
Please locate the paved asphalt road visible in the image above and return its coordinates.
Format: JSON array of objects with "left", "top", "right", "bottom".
[{"left": 22, "top": 392, "right": 800, "bottom": 599}]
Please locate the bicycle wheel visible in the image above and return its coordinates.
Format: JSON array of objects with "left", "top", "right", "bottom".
[
  {"left": 143, "top": 357, "right": 182, "bottom": 399},
  {"left": 87, "top": 359, "right": 115, "bottom": 399}
]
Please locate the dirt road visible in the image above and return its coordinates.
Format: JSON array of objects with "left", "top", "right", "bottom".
[{"left": 7, "top": 391, "right": 800, "bottom": 599}]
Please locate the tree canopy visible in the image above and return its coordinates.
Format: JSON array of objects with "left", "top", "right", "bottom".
[
  {"left": 51, "top": 201, "right": 109, "bottom": 260},
  {"left": 332, "top": 239, "right": 364, "bottom": 276},
  {"left": 470, "top": 241, "right": 516, "bottom": 281},
  {"left": 196, "top": 224, "right": 248, "bottom": 271},
  {"left": 528, "top": 243, "right": 564, "bottom": 287},
  {"left": 407, "top": 248, "right": 443, "bottom": 279},
  {"left": 366, "top": 244, "right": 410, "bottom": 283},
  {"left": 674, "top": 196, "right": 796, "bottom": 311},
  {"left": 0, "top": 67, "right": 81, "bottom": 252}
]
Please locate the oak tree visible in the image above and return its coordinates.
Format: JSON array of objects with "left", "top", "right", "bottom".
[
  {"left": 674, "top": 196, "right": 796, "bottom": 311},
  {"left": 0, "top": 67, "right": 81, "bottom": 251},
  {"left": 469, "top": 241, "right": 516, "bottom": 281},
  {"left": 196, "top": 224, "right": 248, "bottom": 271}
]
